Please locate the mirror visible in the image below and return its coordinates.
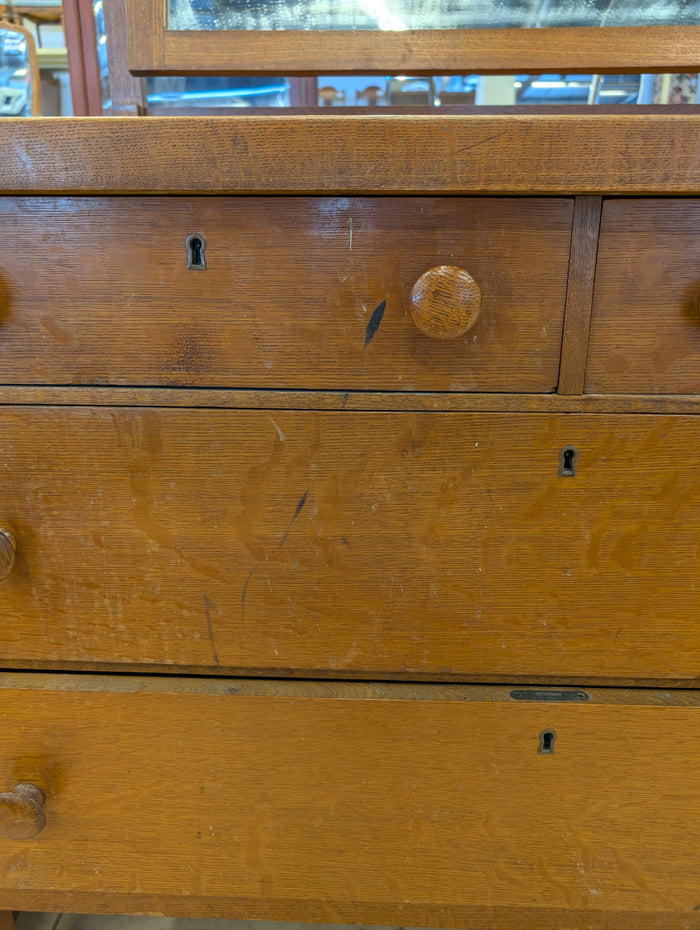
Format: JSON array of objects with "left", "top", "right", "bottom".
[{"left": 168, "top": 0, "right": 700, "bottom": 32}]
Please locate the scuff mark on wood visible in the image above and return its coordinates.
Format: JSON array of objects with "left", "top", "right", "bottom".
[
  {"left": 277, "top": 490, "right": 309, "bottom": 550},
  {"left": 241, "top": 566, "right": 258, "bottom": 619},
  {"left": 241, "top": 491, "right": 309, "bottom": 618},
  {"left": 268, "top": 415, "right": 286, "bottom": 442},
  {"left": 364, "top": 299, "right": 387, "bottom": 347},
  {"left": 203, "top": 593, "right": 220, "bottom": 665}
]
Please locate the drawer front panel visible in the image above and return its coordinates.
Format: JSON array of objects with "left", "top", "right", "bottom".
[
  {"left": 1, "top": 406, "right": 699, "bottom": 682},
  {"left": 0, "top": 197, "right": 572, "bottom": 391},
  {"left": 586, "top": 199, "right": 700, "bottom": 394},
  {"left": 0, "top": 677, "right": 698, "bottom": 928}
]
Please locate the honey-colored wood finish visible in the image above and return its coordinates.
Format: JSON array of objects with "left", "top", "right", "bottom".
[
  {"left": 124, "top": 0, "right": 700, "bottom": 77},
  {"left": 558, "top": 196, "right": 602, "bottom": 395},
  {"left": 0, "top": 386, "right": 697, "bottom": 414},
  {"left": 409, "top": 265, "right": 481, "bottom": 340},
  {"left": 1, "top": 405, "right": 699, "bottom": 683},
  {"left": 0, "top": 196, "right": 572, "bottom": 392},
  {"left": 0, "top": 675, "right": 699, "bottom": 928},
  {"left": 1, "top": 386, "right": 700, "bottom": 415},
  {"left": 3, "top": 116, "right": 700, "bottom": 195},
  {"left": 586, "top": 199, "right": 700, "bottom": 395}
]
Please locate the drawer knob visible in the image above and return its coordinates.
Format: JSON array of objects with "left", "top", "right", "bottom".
[
  {"left": 410, "top": 265, "right": 481, "bottom": 340},
  {"left": 0, "top": 528, "right": 15, "bottom": 581},
  {"left": 0, "top": 783, "right": 46, "bottom": 839}
]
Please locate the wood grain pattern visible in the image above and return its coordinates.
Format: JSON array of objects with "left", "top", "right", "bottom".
[
  {"left": 0, "top": 196, "right": 571, "bottom": 392},
  {"left": 124, "top": 0, "right": 700, "bottom": 76},
  {"left": 103, "top": 0, "right": 147, "bottom": 115},
  {"left": 409, "top": 264, "right": 481, "bottom": 340},
  {"left": 558, "top": 196, "right": 602, "bottom": 395},
  {"left": 3, "top": 116, "right": 700, "bottom": 195},
  {"left": 1, "top": 406, "right": 700, "bottom": 683},
  {"left": 4, "top": 672, "right": 700, "bottom": 705},
  {"left": 1, "top": 386, "right": 700, "bottom": 414},
  {"left": 586, "top": 199, "right": 700, "bottom": 395},
  {"left": 0, "top": 677, "right": 699, "bottom": 927}
]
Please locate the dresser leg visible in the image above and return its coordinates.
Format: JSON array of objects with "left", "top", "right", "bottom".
[{"left": 0, "top": 912, "right": 15, "bottom": 930}]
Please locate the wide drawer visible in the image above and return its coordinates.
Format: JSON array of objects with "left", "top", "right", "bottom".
[
  {"left": 1, "top": 405, "right": 699, "bottom": 683},
  {"left": 586, "top": 198, "right": 700, "bottom": 394},
  {"left": 0, "top": 196, "right": 572, "bottom": 391},
  {"left": 0, "top": 675, "right": 698, "bottom": 929}
]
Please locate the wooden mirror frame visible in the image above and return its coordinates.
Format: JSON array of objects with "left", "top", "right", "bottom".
[{"left": 125, "top": 0, "right": 700, "bottom": 77}]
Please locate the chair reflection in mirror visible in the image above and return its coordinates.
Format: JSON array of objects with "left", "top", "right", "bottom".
[{"left": 0, "top": 15, "right": 40, "bottom": 115}]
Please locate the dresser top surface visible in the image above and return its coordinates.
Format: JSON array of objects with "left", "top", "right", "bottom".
[{"left": 4, "top": 113, "right": 700, "bottom": 195}]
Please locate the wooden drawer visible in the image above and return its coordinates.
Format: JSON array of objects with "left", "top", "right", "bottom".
[
  {"left": 0, "top": 675, "right": 698, "bottom": 929},
  {"left": 0, "top": 196, "right": 572, "bottom": 391},
  {"left": 2, "top": 404, "right": 700, "bottom": 683},
  {"left": 586, "top": 199, "right": 700, "bottom": 394}
]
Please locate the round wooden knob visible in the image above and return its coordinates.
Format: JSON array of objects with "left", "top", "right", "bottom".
[
  {"left": 0, "top": 528, "right": 15, "bottom": 581},
  {"left": 0, "top": 783, "right": 46, "bottom": 839},
  {"left": 409, "top": 265, "right": 481, "bottom": 340}
]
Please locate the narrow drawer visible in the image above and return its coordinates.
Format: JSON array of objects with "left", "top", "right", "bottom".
[
  {"left": 0, "top": 675, "right": 698, "bottom": 929},
  {"left": 1, "top": 405, "right": 700, "bottom": 683},
  {"left": 586, "top": 198, "right": 700, "bottom": 394},
  {"left": 0, "top": 196, "right": 572, "bottom": 391}
]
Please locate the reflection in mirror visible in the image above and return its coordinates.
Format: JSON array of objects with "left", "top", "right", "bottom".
[
  {"left": 169, "top": 0, "right": 700, "bottom": 32},
  {"left": 0, "top": 19, "right": 40, "bottom": 116}
]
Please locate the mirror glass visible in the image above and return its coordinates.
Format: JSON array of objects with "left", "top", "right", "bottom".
[{"left": 169, "top": 0, "right": 699, "bottom": 32}]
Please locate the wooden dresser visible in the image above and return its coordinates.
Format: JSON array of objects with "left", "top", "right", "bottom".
[{"left": 0, "top": 112, "right": 698, "bottom": 929}]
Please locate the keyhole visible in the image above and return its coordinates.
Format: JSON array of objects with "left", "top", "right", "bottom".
[
  {"left": 539, "top": 729, "right": 556, "bottom": 754},
  {"left": 559, "top": 446, "right": 578, "bottom": 477},
  {"left": 186, "top": 234, "right": 206, "bottom": 270}
]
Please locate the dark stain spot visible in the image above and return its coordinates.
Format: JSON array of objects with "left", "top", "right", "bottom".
[
  {"left": 364, "top": 299, "right": 387, "bottom": 347},
  {"left": 695, "top": 904, "right": 700, "bottom": 912},
  {"left": 341, "top": 392, "right": 350, "bottom": 408},
  {"left": 203, "top": 593, "right": 220, "bottom": 665},
  {"left": 340, "top": 537, "right": 351, "bottom": 547},
  {"left": 680, "top": 280, "right": 700, "bottom": 328}
]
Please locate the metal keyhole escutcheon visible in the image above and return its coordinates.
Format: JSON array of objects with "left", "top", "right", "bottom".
[{"left": 186, "top": 234, "right": 206, "bottom": 270}]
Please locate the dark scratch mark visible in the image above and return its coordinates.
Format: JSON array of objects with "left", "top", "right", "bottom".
[
  {"left": 695, "top": 904, "right": 700, "bottom": 912},
  {"left": 241, "top": 566, "right": 258, "bottom": 619},
  {"left": 364, "top": 300, "right": 386, "bottom": 347},
  {"left": 241, "top": 491, "right": 309, "bottom": 619},
  {"left": 457, "top": 129, "right": 508, "bottom": 154},
  {"left": 277, "top": 490, "right": 309, "bottom": 551},
  {"left": 203, "top": 593, "right": 220, "bottom": 665},
  {"left": 341, "top": 392, "right": 349, "bottom": 408}
]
